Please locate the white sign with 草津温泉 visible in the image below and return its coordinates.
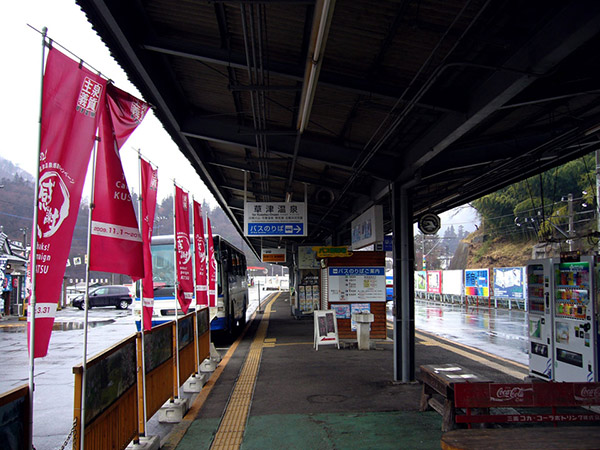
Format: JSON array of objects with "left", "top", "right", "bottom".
[
  {"left": 244, "top": 202, "right": 307, "bottom": 237},
  {"left": 327, "top": 267, "right": 386, "bottom": 302}
]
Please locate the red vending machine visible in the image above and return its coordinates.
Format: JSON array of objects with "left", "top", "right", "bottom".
[{"left": 527, "top": 259, "right": 554, "bottom": 380}]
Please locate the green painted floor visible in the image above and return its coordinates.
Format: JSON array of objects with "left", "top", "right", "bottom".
[{"left": 176, "top": 411, "right": 442, "bottom": 450}]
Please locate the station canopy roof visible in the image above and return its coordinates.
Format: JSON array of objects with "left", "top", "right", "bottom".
[{"left": 76, "top": 0, "right": 600, "bottom": 259}]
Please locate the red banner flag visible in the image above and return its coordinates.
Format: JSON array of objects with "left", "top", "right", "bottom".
[
  {"left": 207, "top": 217, "right": 216, "bottom": 308},
  {"left": 141, "top": 159, "right": 158, "bottom": 330},
  {"left": 89, "top": 84, "right": 149, "bottom": 279},
  {"left": 175, "top": 186, "right": 193, "bottom": 313},
  {"left": 193, "top": 201, "right": 208, "bottom": 306},
  {"left": 29, "top": 48, "right": 107, "bottom": 357}
]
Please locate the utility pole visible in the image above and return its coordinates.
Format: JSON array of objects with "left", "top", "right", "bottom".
[
  {"left": 20, "top": 227, "right": 27, "bottom": 250},
  {"left": 568, "top": 193, "right": 574, "bottom": 251},
  {"left": 422, "top": 235, "right": 426, "bottom": 270},
  {"left": 596, "top": 150, "right": 600, "bottom": 253}
]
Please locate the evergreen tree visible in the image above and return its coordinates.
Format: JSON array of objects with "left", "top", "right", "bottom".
[{"left": 471, "top": 154, "right": 596, "bottom": 240}]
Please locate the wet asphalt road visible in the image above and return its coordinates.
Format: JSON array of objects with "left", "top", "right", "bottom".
[{"left": 387, "top": 298, "right": 528, "bottom": 366}]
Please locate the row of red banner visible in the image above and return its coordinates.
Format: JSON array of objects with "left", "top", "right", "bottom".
[
  {"left": 28, "top": 46, "right": 215, "bottom": 357},
  {"left": 173, "top": 186, "right": 217, "bottom": 315}
]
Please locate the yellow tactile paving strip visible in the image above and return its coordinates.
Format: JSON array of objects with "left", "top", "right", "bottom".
[{"left": 210, "top": 293, "right": 280, "bottom": 450}]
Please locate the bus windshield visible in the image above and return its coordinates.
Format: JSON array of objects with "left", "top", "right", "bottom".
[
  {"left": 152, "top": 243, "right": 175, "bottom": 292},
  {"left": 151, "top": 239, "right": 221, "bottom": 295}
]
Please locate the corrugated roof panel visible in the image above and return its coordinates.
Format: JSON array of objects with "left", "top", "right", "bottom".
[{"left": 146, "top": 0, "right": 222, "bottom": 48}]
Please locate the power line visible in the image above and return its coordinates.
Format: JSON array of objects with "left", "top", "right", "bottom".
[{"left": 0, "top": 211, "right": 31, "bottom": 221}]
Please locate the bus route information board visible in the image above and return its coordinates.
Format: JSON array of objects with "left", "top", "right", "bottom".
[{"left": 327, "top": 267, "right": 386, "bottom": 302}]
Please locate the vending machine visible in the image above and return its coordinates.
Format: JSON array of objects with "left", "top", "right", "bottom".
[
  {"left": 527, "top": 260, "right": 554, "bottom": 380},
  {"left": 552, "top": 257, "right": 597, "bottom": 382}
]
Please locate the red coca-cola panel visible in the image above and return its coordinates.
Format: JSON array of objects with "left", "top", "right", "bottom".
[{"left": 455, "top": 382, "right": 600, "bottom": 408}]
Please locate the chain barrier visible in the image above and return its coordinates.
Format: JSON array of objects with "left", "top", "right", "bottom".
[{"left": 57, "top": 417, "right": 77, "bottom": 450}]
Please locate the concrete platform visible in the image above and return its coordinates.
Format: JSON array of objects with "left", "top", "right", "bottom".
[{"left": 166, "top": 292, "right": 530, "bottom": 449}]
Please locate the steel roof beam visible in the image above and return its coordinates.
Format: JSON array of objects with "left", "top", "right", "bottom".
[
  {"left": 141, "top": 38, "right": 454, "bottom": 113},
  {"left": 396, "top": 2, "right": 600, "bottom": 184},
  {"left": 181, "top": 116, "right": 394, "bottom": 179},
  {"left": 207, "top": 160, "right": 370, "bottom": 196}
]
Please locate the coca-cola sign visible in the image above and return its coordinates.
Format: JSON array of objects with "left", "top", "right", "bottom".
[
  {"left": 575, "top": 386, "right": 600, "bottom": 402},
  {"left": 492, "top": 386, "right": 533, "bottom": 403}
]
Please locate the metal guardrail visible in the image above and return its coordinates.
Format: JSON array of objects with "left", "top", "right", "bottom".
[{"left": 0, "top": 384, "right": 30, "bottom": 449}]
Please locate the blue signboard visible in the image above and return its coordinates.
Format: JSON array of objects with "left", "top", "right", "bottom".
[
  {"left": 465, "top": 269, "right": 489, "bottom": 297},
  {"left": 329, "top": 267, "right": 385, "bottom": 276},
  {"left": 493, "top": 267, "right": 525, "bottom": 299},
  {"left": 383, "top": 235, "right": 393, "bottom": 252},
  {"left": 247, "top": 223, "right": 304, "bottom": 236},
  {"left": 2, "top": 274, "right": 12, "bottom": 292}
]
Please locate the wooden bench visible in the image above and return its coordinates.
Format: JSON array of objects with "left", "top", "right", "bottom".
[
  {"left": 417, "top": 364, "right": 491, "bottom": 431},
  {"left": 441, "top": 381, "right": 600, "bottom": 450},
  {"left": 442, "top": 426, "right": 600, "bottom": 450}
]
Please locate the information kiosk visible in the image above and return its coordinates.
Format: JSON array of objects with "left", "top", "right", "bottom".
[{"left": 320, "top": 251, "right": 387, "bottom": 340}]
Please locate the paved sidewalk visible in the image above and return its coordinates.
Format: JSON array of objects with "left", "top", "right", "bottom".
[{"left": 167, "top": 293, "right": 528, "bottom": 450}]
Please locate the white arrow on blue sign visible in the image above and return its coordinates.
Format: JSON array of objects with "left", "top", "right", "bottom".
[
  {"left": 247, "top": 223, "right": 304, "bottom": 236},
  {"left": 244, "top": 201, "right": 308, "bottom": 237}
]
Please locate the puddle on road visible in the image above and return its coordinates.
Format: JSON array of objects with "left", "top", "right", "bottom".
[{"left": 0, "top": 320, "right": 115, "bottom": 333}]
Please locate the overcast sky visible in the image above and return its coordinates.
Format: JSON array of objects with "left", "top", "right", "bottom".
[
  {"left": 0, "top": 0, "right": 218, "bottom": 206},
  {"left": 0, "top": 1, "right": 479, "bottom": 233}
]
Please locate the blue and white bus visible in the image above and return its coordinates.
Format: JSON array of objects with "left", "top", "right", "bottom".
[{"left": 134, "top": 234, "right": 248, "bottom": 335}]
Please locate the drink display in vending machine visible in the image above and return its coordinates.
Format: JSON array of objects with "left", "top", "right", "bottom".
[
  {"left": 527, "top": 260, "right": 553, "bottom": 380},
  {"left": 298, "top": 285, "right": 308, "bottom": 313},
  {"left": 552, "top": 258, "right": 597, "bottom": 382}
]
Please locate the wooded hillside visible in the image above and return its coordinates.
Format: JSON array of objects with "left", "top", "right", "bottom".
[{"left": 0, "top": 156, "right": 261, "bottom": 282}]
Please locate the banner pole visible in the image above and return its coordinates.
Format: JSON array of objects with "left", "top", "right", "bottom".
[
  {"left": 137, "top": 151, "right": 148, "bottom": 434},
  {"left": 191, "top": 196, "right": 200, "bottom": 374},
  {"left": 205, "top": 209, "right": 212, "bottom": 351},
  {"left": 205, "top": 210, "right": 210, "bottom": 308},
  {"left": 173, "top": 183, "right": 181, "bottom": 399},
  {"left": 80, "top": 135, "right": 100, "bottom": 450},
  {"left": 28, "top": 26, "right": 48, "bottom": 450}
]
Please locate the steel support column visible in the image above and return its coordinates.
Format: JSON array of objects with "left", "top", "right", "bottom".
[{"left": 392, "top": 182, "right": 415, "bottom": 382}]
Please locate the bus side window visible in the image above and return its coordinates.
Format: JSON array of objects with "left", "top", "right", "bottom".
[
  {"left": 234, "top": 255, "right": 241, "bottom": 275},
  {"left": 221, "top": 249, "right": 230, "bottom": 272}
]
